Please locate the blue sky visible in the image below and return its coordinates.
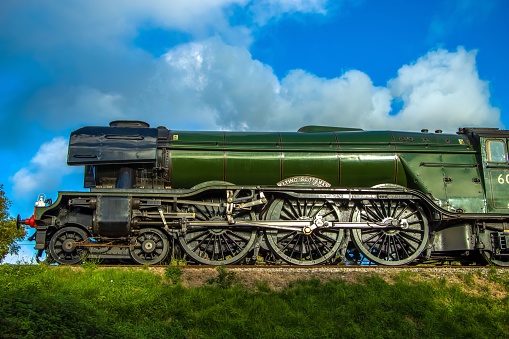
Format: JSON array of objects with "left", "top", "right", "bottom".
[{"left": 1, "top": 0, "right": 508, "bottom": 261}]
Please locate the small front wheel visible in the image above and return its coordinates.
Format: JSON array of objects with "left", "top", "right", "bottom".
[
  {"left": 130, "top": 228, "right": 170, "bottom": 265},
  {"left": 49, "top": 226, "right": 89, "bottom": 265}
]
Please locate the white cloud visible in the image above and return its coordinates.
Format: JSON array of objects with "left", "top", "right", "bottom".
[
  {"left": 389, "top": 47, "right": 500, "bottom": 131},
  {"left": 275, "top": 69, "right": 392, "bottom": 130},
  {"left": 0, "top": 0, "right": 333, "bottom": 52},
  {"left": 11, "top": 137, "right": 75, "bottom": 197},
  {"left": 147, "top": 38, "right": 280, "bottom": 130},
  {"left": 0, "top": 0, "right": 339, "bottom": 132},
  {"left": 147, "top": 40, "right": 499, "bottom": 132}
]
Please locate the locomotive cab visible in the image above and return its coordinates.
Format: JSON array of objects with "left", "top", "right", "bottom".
[{"left": 472, "top": 129, "right": 509, "bottom": 212}]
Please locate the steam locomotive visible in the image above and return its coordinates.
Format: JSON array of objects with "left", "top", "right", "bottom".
[{"left": 18, "top": 121, "right": 509, "bottom": 266}]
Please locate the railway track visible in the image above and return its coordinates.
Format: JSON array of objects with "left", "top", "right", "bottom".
[{"left": 63, "top": 264, "right": 509, "bottom": 270}]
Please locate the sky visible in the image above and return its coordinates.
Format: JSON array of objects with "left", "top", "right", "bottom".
[{"left": 1, "top": 0, "right": 508, "bottom": 261}]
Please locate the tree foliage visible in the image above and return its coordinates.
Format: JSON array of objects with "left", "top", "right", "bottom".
[{"left": 0, "top": 184, "right": 26, "bottom": 263}]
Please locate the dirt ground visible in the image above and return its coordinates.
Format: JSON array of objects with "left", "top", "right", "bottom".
[{"left": 147, "top": 266, "right": 508, "bottom": 298}]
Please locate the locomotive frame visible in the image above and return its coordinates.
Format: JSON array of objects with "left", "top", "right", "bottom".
[{"left": 18, "top": 121, "right": 509, "bottom": 266}]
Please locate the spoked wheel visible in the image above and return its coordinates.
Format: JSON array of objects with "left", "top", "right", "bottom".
[
  {"left": 130, "top": 228, "right": 170, "bottom": 265},
  {"left": 49, "top": 226, "right": 89, "bottom": 265},
  {"left": 351, "top": 199, "right": 429, "bottom": 266},
  {"left": 264, "top": 197, "right": 344, "bottom": 265},
  {"left": 178, "top": 197, "right": 257, "bottom": 265}
]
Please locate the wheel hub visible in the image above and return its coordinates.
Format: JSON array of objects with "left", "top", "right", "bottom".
[
  {"left": 302, "top": 215, "right": 327, "bottom": 235},
  {"left": 62, "top": 239, "right": 76, "bottom": 252},
  {"left": 129, "top": 228, "right": 170, "bottom": 265},
  {"left": 380, "top": 217, "right": 409, "bottom": 234},
  {"left": 142, "top": 240, "right": 156, "bottom": 253}
]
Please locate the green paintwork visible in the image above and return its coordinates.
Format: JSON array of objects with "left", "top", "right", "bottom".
[
  {"left": 62, "top": 122, "right": 509, "bottom": 215},
  {"left": 163, "top": 128, "right": 486, "bottom": 212}
]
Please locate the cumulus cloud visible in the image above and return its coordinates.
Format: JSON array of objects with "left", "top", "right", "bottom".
[
  {"left": 0, "top": 0, "right": 336, "bottom": 134},
  {"left": 146, "top": 38, "right": 280, "bottom": 129},
  {"left": 0, "top": 0, "right": 332, "bottom": 52},
  {"left": 388, "top": 47, "right": 500, "bottom": 131},
  {"left": 11, "top": 137, "right": 75, "bottom": 197},
  {"left": 148, "top": 39, "right": 500, "bottom": 132}
]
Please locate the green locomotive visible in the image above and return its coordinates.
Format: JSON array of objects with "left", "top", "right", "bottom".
[{"left": 18, "top": 121, "right": 509, "bottom": 266}]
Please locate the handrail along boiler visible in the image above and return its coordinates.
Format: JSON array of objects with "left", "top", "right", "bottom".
[{"left": 17, "top": 121, "right": 509, "bottom": 266}]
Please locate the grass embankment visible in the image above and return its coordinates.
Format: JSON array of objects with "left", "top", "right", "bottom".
[{"left": 1, "top": 264, "right": 508, "bottom": 338}]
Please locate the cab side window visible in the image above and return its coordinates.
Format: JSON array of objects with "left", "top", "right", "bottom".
[{"left": 487, "top": 140, "right": 507, "bottom": 163}]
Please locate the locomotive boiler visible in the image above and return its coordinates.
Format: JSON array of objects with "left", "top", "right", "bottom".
[{"left": 18, "top": 121, "right": 509, "bottom": 266}]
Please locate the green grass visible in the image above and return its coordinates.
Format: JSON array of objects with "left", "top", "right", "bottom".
[{"left": 1, "top": 265, "right": 509, "bottom": 338}]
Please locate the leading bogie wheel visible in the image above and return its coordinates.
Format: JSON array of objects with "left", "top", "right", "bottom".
[
  {"left": 49, "top": 226, "right": 89, "bottom": 265},
  {"left": 130, "top": 228, "right": 170, "bottom": 265}
]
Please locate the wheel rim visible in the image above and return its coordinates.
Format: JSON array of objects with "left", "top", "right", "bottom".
[
  {"left": 350, "top": 199, "right": 429, "bottom": 265},
  {"left": 178, "top": 197, "right": 257, "bottom": 265},
  {"left": 49, "top": 226, "right": 89, "bottom": 265},
  {"left": 130, "top": 228, "right": 170, "bottom": 265},
  {"left": 264, "top": 197, "right": 343, "bottom": 265}
]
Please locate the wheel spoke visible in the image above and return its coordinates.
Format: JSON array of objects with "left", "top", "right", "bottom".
[
  {"left": 370, "top": 201, "right": 386, "bottom": 220},
  {"left": 191, "top": 234, "right": 209, "bottom": 252},
  {"left": 187, "top": 230, "right": 209, "bottom": 243},
  {"left": 264, "top": 197, "right": 343, "bottom": 265},
  {"left": 281, "top": 232, "right": 300, "bottom": 252},
  {"left": 400, "top": 209, "right": 419, "bottom": 220},
  {"left": 314, "top": 232, "right": 337, "bottom": 248},
  {"left": 394, "top": 203, "right": 409, "bottom": 219},
  {"left": 399, "top": 231, "right": 423, "bottom": 244},
  {"left": 178, "top": 195, "right": 256, "bottom": 265},
  {"left": 390, "top": 201, "right": 401, "bottom": 218},
  {"left": 313, "top": 233, "right": 333, "bottom": 252},
  {"left": 394, "top": 235, "right": 411, "bottom": 259},
  {"left": 310, "top": 202, "right": 325, "bottom": 219},
  {"left": 309, "top": 236, "right": 324, "bottom": 258},
  {"left": 49, "top": 227, "right": 89, "bottom": 265},
  {"left": 221, "top": 234, "right": 234, "bottom": 256},
  {"left": 363, "top": 205, "right": 381, "bottom": 222},
  {"left": 390, "top": 236, "right": 400, "bottom": 261},
  {"left": 311, "top": 234, "right": 330, "bottom": 252},
  {"left": 351, "top": 199, "right": 428, "bottom": 266},
  {"left": 368, "top": 233, "right": 385, "bottom": 256},
  {"left": 129, "top": 228, "right": 169, "bottom": 265},
  {"left": 361, "top": 230, "right": 383, "bottom": 244},
  {"left": 223, "top": 231, "right": 243, "bottom": 250},
  {"left": 397, "top": 235, "right": 418, "bottom": 252}
]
